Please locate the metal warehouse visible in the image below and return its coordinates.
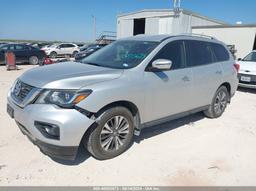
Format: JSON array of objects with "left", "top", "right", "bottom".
[
  {"left": 192, "top": 25, "right": 256, "bottom": 59},
  {"left": 117, "top": 9, "right": 256, "bottom": 59},
  {"left": 117, "top": 9, "right": 226, "bottom": 38}
]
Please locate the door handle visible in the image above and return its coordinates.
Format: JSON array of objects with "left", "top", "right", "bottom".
[
  {"left": 216, "top": 70, "right": 222, "bottom": 75},
  {"left": 182, "top": 76, "right": 190, "bottom": 82}
]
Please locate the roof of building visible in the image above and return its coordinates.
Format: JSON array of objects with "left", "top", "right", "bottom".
[
  {"left": 192, "top": 24, "right": 256, "bottom": 29},
  {"left": 117, "top": 9, "right": 228, "bottom": 25}
]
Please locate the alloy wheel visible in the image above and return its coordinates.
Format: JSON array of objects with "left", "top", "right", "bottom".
[
  {"left": 214, "top": 90, "right": 227, "bottom": 115},
  {"left": 100, "top": 115, "right": 130, "bottom": 151}
]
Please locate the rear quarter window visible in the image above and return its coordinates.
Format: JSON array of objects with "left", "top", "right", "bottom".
[{"left": 210, "top": 43, "right": 230, "bottom": 62}]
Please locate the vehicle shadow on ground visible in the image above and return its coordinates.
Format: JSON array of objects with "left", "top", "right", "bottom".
[
  {"left": 135, "top": 112, "right": 205, "bottom": 143},
  {"left": 237, "top": 87, "right": 256, "bottom": 94},
  {"left": 53, "top": 112, "right": 205, "bottom": 165}
]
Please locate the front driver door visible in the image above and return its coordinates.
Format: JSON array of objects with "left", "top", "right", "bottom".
[
  {"left": 143, "top": 40, "right": 193, "bottom": 123},
  {"left": 58, "top": 44, "right": 68, "bottom": 55},
  {"left": 14, "top": 44, "right": 28, "bottom": 63}
]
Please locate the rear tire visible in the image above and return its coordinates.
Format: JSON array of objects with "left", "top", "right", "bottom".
[
  {"left": 29, "top": 56, "right": 39, "bottom": 65},
  {"left": 204, "top": 86, "right": 229, "bottom": 118},
  {"left": 85, "top": 107, "right": 134, "bottom": 160}
]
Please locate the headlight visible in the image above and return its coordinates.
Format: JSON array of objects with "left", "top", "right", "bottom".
[{"left": 35, "top": 89, "right": 92, "bottom": 108}]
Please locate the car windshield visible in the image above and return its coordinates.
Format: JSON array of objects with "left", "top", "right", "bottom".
[
  {"left": 0, "top": 44, "right": 6, "bottom": 47},
  {"left": 243, "top": 52, "right": 256, "bottom": 62},
  {"left": 49, "top": 44, "right": 58, "bottom": 48},
  {"left": 81, "top": 40, "right": 159, "bottom": 69}
]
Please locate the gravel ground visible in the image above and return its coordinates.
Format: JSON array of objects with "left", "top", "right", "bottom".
[{"left": 0, "top": 65, "right": 256, "bottom": 186}]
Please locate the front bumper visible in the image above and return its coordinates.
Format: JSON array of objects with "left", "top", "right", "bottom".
[
  {"left": 7, "top": 93, "right": 95, "bottom": 160},
  {"left": 17, "top": 122, "right": 78, "bottom": 160},
  {"left": 238, "top": 83, "right": 256, "bottom": 89}
]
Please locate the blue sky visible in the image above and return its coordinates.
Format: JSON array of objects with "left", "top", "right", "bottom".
[{"left": 0, "top": 0, "right": 255, "bottom": 42}]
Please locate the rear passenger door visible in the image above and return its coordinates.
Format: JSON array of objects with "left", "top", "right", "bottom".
[
  {"left": 65, "top": 44, "right": 76, "bottom": 54},
  {"left": 144, "top": 40, "right": 194, "bottom": 122},
  {"left": 185, "top": 40, "right": 222, "bottom": 108}
]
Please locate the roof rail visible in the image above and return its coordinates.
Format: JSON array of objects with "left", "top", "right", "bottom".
[{"left": 178, "top": 33, "right": 217, "bottom": 40}]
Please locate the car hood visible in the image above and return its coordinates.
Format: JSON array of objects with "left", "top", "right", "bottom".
[
  {"left": 238, "top": 61, "right": 256, "bottom": 74},
  {"left": 19, "top": 62, "right": 123, "bottom": 89}
]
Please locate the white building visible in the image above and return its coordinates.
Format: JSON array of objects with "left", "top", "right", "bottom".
[
  {"left": 117, "top": 9, "right": 226, "bottom": 38},
  {"left": 117, "top": 9, "right": 256, "bottom": 58},
  {"left": 192, "top": 25, "right": 256, "bottom": 59}
]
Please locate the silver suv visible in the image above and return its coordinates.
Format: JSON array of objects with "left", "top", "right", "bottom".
[{"left": 7, "top": 34, "right": 239, "bottom": 160}]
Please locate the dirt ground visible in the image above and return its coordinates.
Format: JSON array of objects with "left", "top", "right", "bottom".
[{"left": 0, "top": 65, "right": 256, "bottom": 186}]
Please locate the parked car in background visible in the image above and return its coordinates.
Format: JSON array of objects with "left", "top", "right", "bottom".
[
  {"left": 76, "top": 43, "right": 85, "bottom": 48},
  {"left": 79, "top": 44, "right": 94, "bottom": 51},
  {"left": 41, "top": 43, "right": 79, "bottom": 58},
  {"left": 0, "top": 44, "right": 46, "bottom": 65},
  {"left": 75, "top": 44, "right": 107, "bottom": 61},
  {"left": 227, "top": 45, "right": 237, "bottom": 60},
  {"left": 237, "top": 51, "right": 256, "bottom": 89},
  {"left": 7, "top": 34, "right": 238, "bottom": 161},
  {"left": 29, "top": 43, "right": 51, "bottom": 49}
]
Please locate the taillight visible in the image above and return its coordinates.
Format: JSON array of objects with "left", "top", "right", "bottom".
[{"left": 233, "top": 63, "right": 240, "bottom": 72}]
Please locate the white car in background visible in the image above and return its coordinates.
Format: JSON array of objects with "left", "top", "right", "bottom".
[
  {"left": 42, "top": 43, "right": 80, "bottom": 58},
  {"left": 238, "top": 50, "right": 256, "bottom": 89}
]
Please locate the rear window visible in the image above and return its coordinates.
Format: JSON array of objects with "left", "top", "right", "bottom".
[
  {"left": 210, "top": 43, "right": 230, "bottom": 62},
  {"left": 186, "top": 40, "right": 214, "bottom": 67}
]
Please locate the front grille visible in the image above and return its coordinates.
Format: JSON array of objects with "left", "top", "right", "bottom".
[{"left": 11, "top": 80, "right": 34, "bottom": 103}]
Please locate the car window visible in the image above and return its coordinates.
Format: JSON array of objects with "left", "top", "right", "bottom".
[
  {"left": 66, "top": 44, "right": 75, "bottom": 48},
  {"left": 15, "top": 44, "right": 25, "bottom": 50},
  {"left": 151, "top": 41, "right": 185, "bottom": 70},
  {"left": 186, "top": 40, "right": 214, "bottom": 67},
  {"left": 30, "top": 46, "right": 38, "bottom": 50},
  {"left": 59, "top": 44, "right": 66, "bottom": 48},
  {"left": 210, "top": 43, "right": 230, "bottom": 62},
  {"left": 0, "top": 45, "right": 9, "bottom": 50},
  {"left": 23, "top": 45, "right": 30, "bottom": 50},
  {"left": 242, "top": 52, "right": 256, "bottom": 62},
  {"left": 9, "top": 45, "right": 15, "bottom": 50}
]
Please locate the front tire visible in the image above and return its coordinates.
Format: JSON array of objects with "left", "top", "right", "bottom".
[
  {"left": 29, "top": 56, "right": 39, "bottom": 65},
  {"left": 50, "top": 51, "right": 57, "bottom": 58},
  {"left": 85, "top": 107, "right": 134, "bottom": 160},
  {"left": 204, "top": 86, "right": 229, "bottom": 118},
  {"left": 72, "top": 51, "right": 78, "bottom": 57}
]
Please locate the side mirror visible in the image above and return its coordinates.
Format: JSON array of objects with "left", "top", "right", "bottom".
[
  {"left": 57, "top": 46, "right": 61, "bottom": 49},
  {"left": 238, "top": 58, "right": 242, "bottom": 61},
  {"left": 151, "top": 59, "right": 172, "bottom": 71}
]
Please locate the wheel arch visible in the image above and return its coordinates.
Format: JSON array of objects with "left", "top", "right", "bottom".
[
  {"left": 81, "top": 100, "right": 141, "bottom": 146},
  {"left": 219, "top": 82, "right": 231, "bottom": 102}
]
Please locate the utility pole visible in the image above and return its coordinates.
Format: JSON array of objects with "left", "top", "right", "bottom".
[
  {"left": 92, "top": 15, "right": 96, "bottom": 41},
  {"left": 173, "top": 0, "right": 181, "bottom": 17}
]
